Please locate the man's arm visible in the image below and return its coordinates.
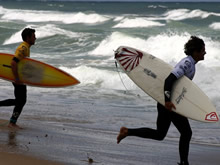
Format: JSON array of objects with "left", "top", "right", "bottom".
[
  {"left": 164, "top": 73, "right": 177, "bottom": 111},
  {"left": 11, "top": 57, "right": 21, "bottom": 84}
]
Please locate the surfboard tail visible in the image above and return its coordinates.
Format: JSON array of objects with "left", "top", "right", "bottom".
[{"left": 205, "top": 112, "right": 219, "bottom": 122}]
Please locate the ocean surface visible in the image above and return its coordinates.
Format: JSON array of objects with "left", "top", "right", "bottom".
[{"left": 0, "top": 1, "right": 220, "bottom": 164}]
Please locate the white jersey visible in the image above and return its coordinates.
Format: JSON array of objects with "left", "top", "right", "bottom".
[{"left": 171, "top": 56, "right": 196, "bottom": 80}]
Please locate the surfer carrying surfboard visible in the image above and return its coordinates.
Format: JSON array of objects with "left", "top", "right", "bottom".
[
  {"left": 0, "top": 28, "right": 36, "bottom": 129},
  {"left": 117, "top": 36, "right": 206, "bottom": 165}
]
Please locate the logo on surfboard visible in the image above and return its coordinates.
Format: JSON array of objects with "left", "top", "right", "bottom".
[
  {"left": 175, "top": 87, "right": 187, "bottom": 104},
  {"left": 205, "top": 112, "right": 219, "bottom": 122},
  {"left": 115, "top": 47, "right": 143, "bottom": 72},
  {"left": 143, "top": 68, "right": 157, "bottom": 79}
]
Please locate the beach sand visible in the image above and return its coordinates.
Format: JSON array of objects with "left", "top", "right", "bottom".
[
  {"left": 0, "top": 119, "right": 63, "bottom": 165},
  {"left": 0, "top": 118, "right": 220, "bottom": 165},
  {"left": 0, "top": 151, "right": 62, "bottom": 165}
]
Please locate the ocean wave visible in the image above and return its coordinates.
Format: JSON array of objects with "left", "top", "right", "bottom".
[
  {"left": 0, "top": 6, "right": 6, "bottom": 15},
  {"left": 113, "top": 16, "right": 125, "bottom": 22},
  {"left": 89, "top": 31, "right": 220, "bottom": 68},
  {"left": 113, "top": 18, "right": 165, "bottom": 28},
  {"left": 89, "top": 32, "right": 149, "bottom": 56},
  {"left": 3, "top": 24, "right": 82, "bottom": 45},
  {"left": 89, "top": 31, "right": 189, "bottom": 62},
  {"left": 148, "top": 5, "right": 167, "bottom": 9},
  {"left": 0, "top": 6, "right": 110, "bottom": 24},
  {"left": 209, "top": 22, "right": 220, "bottom": 30},
  {"left": 59, "top": 65, "right": 135, "bottom": 90},
  {"left": 161, "top": 9, "right": 220, "bottom": 21}
]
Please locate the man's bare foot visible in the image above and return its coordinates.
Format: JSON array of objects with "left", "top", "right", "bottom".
[
  {"left": 8, "top": 123, "right": 22, "bottom": 129},
  {"left": 117, "top": 127, "right": 128, "bottom": 144}
]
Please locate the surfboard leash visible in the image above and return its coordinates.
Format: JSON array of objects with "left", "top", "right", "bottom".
[{"left": 114, "top": 60, "right": 129, "bottom": 92}]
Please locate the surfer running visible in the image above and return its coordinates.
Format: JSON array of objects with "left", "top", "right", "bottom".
[
  {"left": 117, "top": 36, "right": 206, "bottom": 165},
  {"left": 0, "top": 28, "right": 36, "bottom": 129}
]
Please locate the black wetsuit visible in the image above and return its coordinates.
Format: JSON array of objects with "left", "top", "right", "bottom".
[
  {"left": 127, "top": 56, "right": 196, "bottom": 165},
  {"left": 0, "top": 83, "right": 27, "bottom": 124}
]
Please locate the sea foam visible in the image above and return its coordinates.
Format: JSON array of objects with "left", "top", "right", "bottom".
[
  {"left": 3, "top": 24, "right": 82, "bottom": 45},
  {"left": 145, "top": 8, "right": 220, "bottom": 21},
  {"left": 0, "top": 6, "right": 110, "bottom": 24},
  {"left": 113, "top": 18, "right": 165, "bottom": 28},
  {"left": 60, "top": 65, "right": 135, "bottom": 90}
]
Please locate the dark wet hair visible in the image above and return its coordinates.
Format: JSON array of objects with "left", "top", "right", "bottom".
[
  {"left": 21, "top": 28, "right": 35, "bottom": 41},
  {"left": 184, "top": 36, "right": 205, "bottom": 56}
]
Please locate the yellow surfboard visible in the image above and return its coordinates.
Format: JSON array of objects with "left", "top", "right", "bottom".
[{"left": 0, "top": 53, "right": 80, "bottom": 88}]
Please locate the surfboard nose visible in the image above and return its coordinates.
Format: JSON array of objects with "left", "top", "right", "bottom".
[{"left": 115, "top": 46, "right": 143, "bottom": 72}]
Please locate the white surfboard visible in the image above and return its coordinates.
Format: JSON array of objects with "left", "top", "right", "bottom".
[{"left": 115, "top": 46, "right": 219, "bottom": 122}]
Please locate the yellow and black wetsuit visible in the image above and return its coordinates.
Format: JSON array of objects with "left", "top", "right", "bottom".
[
  {"left": 14, "top": 41, "right": 30, "bottom": 61},
  {"left": 0, "top": 41, "right": 30, "bottom": 124}
]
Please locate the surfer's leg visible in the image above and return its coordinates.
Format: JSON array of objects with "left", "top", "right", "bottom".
[
  {"left": 0, "top": 99, "right": 16, "bottom": 106},
  {"left": 129, "top": 103, "right": 171, "bottom": 140},
  {"left": 0, "top": 83, "right": 16, "bottom": 106},
  {"left": 172, "top": 113, "right": 192, "bottom": 165},
  {"left": 117, "top": 103, "right": 171, "bottom": 143},
  {"left": 9, "top": 83, "right": 27, "bottom": 125}
]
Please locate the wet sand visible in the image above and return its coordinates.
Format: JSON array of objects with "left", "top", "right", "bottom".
[
  {"left": 0, "top": 151, "right": 62, "bottom": 165},
  {"left": 0, "top": 119, "right": 62, "bottom": 165}
]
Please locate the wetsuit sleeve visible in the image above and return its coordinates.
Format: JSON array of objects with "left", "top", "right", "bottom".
[
  {"left": 12, "top": 57, "right": 20, "bottom": 63},
  {"left": 164, "top": 73, "right": 177, "bottom": 102}
]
